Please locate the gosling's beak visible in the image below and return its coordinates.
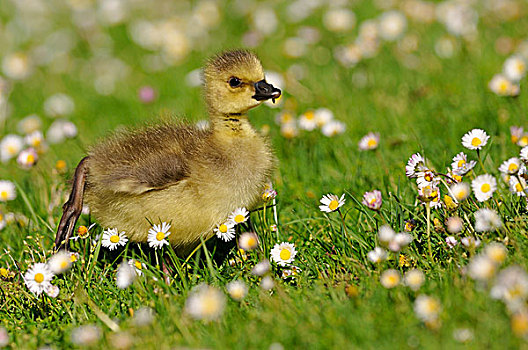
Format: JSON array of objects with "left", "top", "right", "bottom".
[{"left": 252, "top": 80, "right": 281, "bottom": 103}]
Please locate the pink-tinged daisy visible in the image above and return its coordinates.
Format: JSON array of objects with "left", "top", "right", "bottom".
[
  {"left": 147, "top": 222, "right": 171, "bottom": 249},
  {"left": 24, "top": 263, "right": 54, "bottom": 296},
  {"left": 406, "top": 153, "right": 426, "bottom": 178},
  {"left": 471, "top": 174, "right": 497, "bottom": 202},
  {"left": 446, "top": 217, "right": 463, "bottom": 234},
  {"left": 17, "top": 148, "right": 38, "bottom": 169},
  {"left": 214, "top": 221, "right": 235, "bottom": 242},
  {"left": 270, "top": 242, "right": 297, "bottom": 266},
  {"left": 416, "top": 170, "right": 439, "bottom": 188},
  {"left": 511, "top": 126, "right": 524, "bottom": 144},
  {"left": 461, "top": 237, "right": 481, "bottom": 249},
  {"left": 509, "top": 177, "right": 527, "bottom": 197},
  {"left": 445, "top": 236, "right": 458, "bottom": 248},
  {"left": 418, "top": 185, "right": 441, "bottom": 207},
  {"left": 499, "top": 157, "right": 521, "bottom": 175},
  {"left": 451, "top": 152, "right": 476, "bottom": 176},
  {"left": 319, "top": 193, "right": 345, "bottom": 213},
  {"left": 229, "top": 207, "right": 249, "bottom": 225},
  {"left": 101, "top": 228, "right": 128, "bottom": 250},
  {"left": 358, "top": 132, "right": 380, "bottom": 151},
  {"left": 362, "top": 190, "right": 382, "bottom": 210},
  {"left": 462, "top": 129, "right": 490, "bottom": 150}
]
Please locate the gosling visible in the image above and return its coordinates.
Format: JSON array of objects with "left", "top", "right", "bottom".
[{"left": 55, "top": 49, "right": 281, "bottom": 253}]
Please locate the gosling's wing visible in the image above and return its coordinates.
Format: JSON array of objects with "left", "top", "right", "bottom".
[{"left": 88, "top": 123, "right": 206, "bottom": 194}]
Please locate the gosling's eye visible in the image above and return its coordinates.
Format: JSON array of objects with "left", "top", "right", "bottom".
[{"left": 229, "top": 77, "right": 242, "bottom": 88}]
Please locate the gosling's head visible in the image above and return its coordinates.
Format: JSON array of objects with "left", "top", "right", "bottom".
[{"left": 204, "top": 50, "right": 281, "bottom": 116}]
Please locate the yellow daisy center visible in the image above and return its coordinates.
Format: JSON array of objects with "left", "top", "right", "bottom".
[
  {"left": 60, "top": 261, "right": 68, "bottom": 269},
  {"left": 508, "top": 163, "right": 519, "bottom": 172},
  {"left": 279, "top": 248, "right": 291, "bottom": 260},
  {"left": 0, "top": 191, "right": 8, "bottom": 200},
  {"left": 219, "top": 224, "right": 228, "bottom": 233},
  {"left": 367, "top": 139, "right": 377, "bottom": 148},
  {"left": 246, "top": 237, "right": 257, "bottom": 247},
  {"left": 34, "top": 273, "right": 44, "bottom": 283},
  {"left": 234, "top": 214, "right": 245, "bottom": 223},
  {"left": 7, "top": 145, "right": 16, "bottom": 154},
  {"left": 135, "top": 261, "right": 142, "bottom": 270},
  {"left": 481, "top": 183, "right": 491, "bottom": 193},
  {"left": 110, "top": 235, "right": 120, "bottom": 243},
  {"left": 515, "top": 183, "right": 523, "bottom": 192},
  {"left": 369, "top": 197, "right": 377, "bottom": 205},
  {"left": 0, "top": 268, "right": 8, "bottom": 278},
  {"left": 454, "top": 174, "right": 462, "bottom": 182},
  {"left": 520, "top": 136, "right": 528, "bottom": 146},
  {"left": 70, "top": 254, "right": 77, "bottom": 262},
  {"left": 328, "top": 199, "right": 339, "bottom": 211},
  {"left": 304, "top": 111, "right": 314, "bottom": 120},
  {"left": 471, "top": 137, "right": 482, "bottom": 147},
  {"left": 282, "top": 113, "right": 293, "bottom": 123},
  {"left": 26, "top": 154, "right": 35, "bottom": 163},
  {"left": 425, "top": 174, "right": 433, "bottom": 181},
  {"left": 78, "top": 225, "right": 88, "bottom": 237},
  {"left": 457, "top": 159, "right": 466, "bottom": 167},
  {"left": 498, "top": 81, "right": 509, "bottom": 93},
  {"left": 156, "top": 231, "right": 165, "bottom": 241},
  {"left": 387, "top": 275, "right": 398, "bottom": 285}
]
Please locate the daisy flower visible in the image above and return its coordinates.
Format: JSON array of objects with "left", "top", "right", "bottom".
[
  {"left": 229, "top": 207, "right": 249, "bottom": 225},
  {"left": 474, "top": 208, "right": 502, "bottom": 232},
  {"left": 270, "top": 242, "right": 297, "bottom": 266},
  {"left": 16, "top": 148, "right": 38, "bottom": 169},
  {"left": 226, "top": 280, "right": 248, "bottom": 301},
  {"left": 367, "top": 247, "right": 387, "bottom": 263},
  {"left": 378, "top": 225, "right": 396, "bottom": 246},
  {"left": 450, "top": 182, "right": 470, "bottom": 202},
  {"left": 282, "top": 265, "right": 302, "bottom": 279},
  {"left": 45, "top": 284, "right": 60, "bottom": 298},
  {"left": 298, "top": 110, "right": 317, "bottom": 131},
  {"left": 238, "top": 231, "right": 259, "bottom": 251},
  {"left": 389, "top": 233, "right": 413, "bottom": 252},
  {"left": 260, "top": 276, "right": 275, "bottom": 290},
  {"left": 0, "top": 134, "right": 23, "bottom": 163},
  {"left": 461, "top": 237, "right": 481, "bottom": 249},
  {"left": 362, "top": 190, "right": 382, "bottom": 210},
  {"left": 471, "top": 174, "right": 497, "bottom": 202},
  {"left": 251, "top": 259, "right": 271, "bottom": 276},
  {"left": 418, "top": 184, "right": 441, "bottom": 208},
  {"left": 0, "top": 181, "right": 16, "bottom": 202},
  {"left": 510, "top": 177, "right": 527, "bottom": 197},
  {"left": 24, "top": 130, "right": 46, "bottom": 151},
  {"left": 406, "top": 153, "right": 426, "bottom": 178},
  {"left": 280, "top": 122, "right": 298, "bottom": 139},
  {"left": 519, "top": 134, "right": 528, "bottom": 147},
  {"left": 128, "top": 259, "right": 145, "bottom": 276},
  {"left": 116, "top": 261, "right": 137, "bottom": 289},
  {"left": 484, "top": 243, "right": 507, "bottom": 265},
  {"left": 24, "top": 263, "right": 54, "bottom": 296},
  {"left": 521, "top": 146, "right": 528, "bottom": 162},
  {"left": 404, "top": 269, "right": 425, "bottom": 291},
  {"left": 319, "top": 193, "right": 345, "bottom": 213},
  {"left": 488, "top": 74, "right": 517, "bottom": 96},
  {"left": 490, "top": 266, "right": 528, "bottom": 309},
  {"left": 446, "top": 216, "right": 463, "bottom": 234},
  {"left": 358, "top": 132, "right": 380, "bottom": 151},
  {"left": 468, "top": 255, "right": 496, "bottom": 281},
  {"left": 101, "top": 228, "right": 128, "bottom": 250},
  {"left": 461, "top": 129, "right": 490, "bottom": 150},
  {"left": 70, "top": 325, "right": 102, "bottom": 346},
  {"left": 503, "top": 55, "right": 526, "bottom": 82},
  {"left": 445, "top": 236, "right": 458, "bottom": 248},
  {"left": 414, "top": 295, "right": 442, "bottom": 322},
  {"left": 47, "top": 251, "right": 72, "bottom": 274},
  {"left": 184, "top": 284, "right": 226, "bottom": 321},
  {"left": 147, "top": 222, "right": 171, "bottom": 249},
  {"left": 451, "top": 152, "right": 476, "bottom": 176},
  {"left": 380, "top": 269, "right": 400, "bottom": 289},
  {"left": 321, "top": 120, "right": 346, "bottom": 137},
  {"left": 511, "top": 126, "right": 524, "bottom": 144},
  {"left": 499, "top": 157, "right": 521, "bottom": 175},
  {"left": 314, "top": 108, "right": 334, "bottom": 127},
  {"left": 416, "top": 170, "right": 439, "bottom": 188},
  {"left": 275, "top": 111, "right": 295, "bottom": 125},
  {"left": 214, "top": 221, "right": 235, "bottom": 242}
]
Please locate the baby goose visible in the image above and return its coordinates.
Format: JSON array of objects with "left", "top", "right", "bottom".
[{"left": 55, "top": 49, "right": 281, "bottom": 253}]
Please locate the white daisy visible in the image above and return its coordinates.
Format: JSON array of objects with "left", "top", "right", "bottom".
[
  {"left": 17, "top": 114, "right": 42, "bottom": 135},
  {"left": 503, "top": 55, "right": 526, "bottom": 82},
  {"left": 275, "top": 111, "right": 295, "bottom": 125},
  {"left": 101, "top": 228, "right": 128, "bottom": 250},
  {"left": 446, "top": 217, "right": 463, "bottom": 234},
  {"left": 468, "top": 255, "right": 496, "bottom": 281},
  {"left": 229, "top": 207, "right": 249, "bottom": 225},
  {"left": 414, "top": 295, "right": 442, "bottom": 322},
  {"left": 238, "top": 231, "right": 259, "bottom": 251},
  {"left": 24, "top": 263, "right": 54, "bottom": 296},
  {"left": 214, "top": 221, "right": 235, "bottom": 242},
  {"left": 226, "top": 280, "right": 248, "bottom": 301},
  {"left": 319, "top": 193, "right": 345, "bottom": 213},
  {"left": 406, "top": 153, "right": 426, "bottom": 178},
  {"left": 128, "top": 259, "right": 145, "bottom": 276},
  {"left": 0, "top": 134, "right": 23, "bottom": 163},
  {"left": 499, "top": 157, "right": 521, "bottom": 175},
  {"left": 24, "top": 130, "right": 46, "bottom": 150},
  {"left": 321, "top": 120, "right": 346, "bottom": 137},
  {"left": 184, "top": 284, "right": 226, "bottom": 321},
  {"left": 380, "top": 269, "right": 400, "bottom": 289},
  {"left": 367, "top": 247, "right": 387, "bottom": 263},
  {"left": 260, "top": 276, "right": 275, "bottom": 290},
  {"left": 461, "top": 237, "right": 481, "bottom": 249},
  {"left": 280, "top": 122, "right": 298, "bottom": 139},
  {"left": 416, "top": 170, "right": 439, "bottom": 188},
  {"left": 44, "top": 284, "right": 60, "bottom": 298},
  {"left": 16, "top": 148, "right": 38, "bottom": 169},
  {"left": 43, "top": 93, "right": 75, "bottom": 117},
  {"left": 418, "top": 184, "right": 442, "bottom": 209},
  {"left": 314, "top": 108, "right": 334, "bottom": 127},
  {"left": 389, "top": 233, "right": 413, "bottom": 252},
  {"left": 474, "top": 208, "right": 502, "bottom": 232},
  {"left": 270, "top": 242, "right": 297, "bottom": 266},
  {"left": 462, "top": 129, "right": 490, "bottom": 150},
  {"left": 298, "top": 110, "right": 317, "bottom": 131},
  {"left": 490, "top": 266, "right": 528, "bottom": 310},
  {"left": 471, "top": 174, "right": 497, "bottom": 202},
  {"left": 521, "top": 146, "right": 528, "bottom": 162},
  {"left": 358, "top": 132, "right": 380, "bottom": 151},
  {"left": 519, "top": 134, "right": 528, "bottom": 147},
  {"left": 0, "top": 180, "right": 16, "bottom": 202},
  {"left": 511, "top": 126, "right": 524, "bottom": 144},
  {"left": 378, "top": 225, "right": 396, "bottom": 246},
  {"left": 445, "top": 236, "right": 458, "bottom": 248},
  {"left": 510, "top": 176, "right": 527, "bottom": 197},
  {"left": 451, "top": 152, "right": 476, "bottom": 175},
  {"left": 488, "top": 74, "right": 516, "bottom": 96},
  {"left": 484, "top": 243, "right": 507, "bottom": 265},
  {"left": 251, "top": 259, "right": 271, "bottom": 276},
  {"left": 450, "top": 182, "right": 470, "bottom": 202},
  {"left": 47, "top": 251, "right": 72, "bottom": 274},
  {"left": 147, "top": 222, "right": 171, "bottom": 249},
  {"left": 404, "top": 269, "right": 425, "bottom": 291}
]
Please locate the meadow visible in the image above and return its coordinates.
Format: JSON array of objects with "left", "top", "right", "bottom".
[{"left": 1, "top": 0, "right": 528, "bottom": 348}]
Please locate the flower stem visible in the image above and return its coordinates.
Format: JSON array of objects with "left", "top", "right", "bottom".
[{"left": 426, "top": 202, "right": 433, "bottom": 262}]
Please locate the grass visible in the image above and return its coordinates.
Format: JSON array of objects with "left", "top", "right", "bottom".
[{"left": 1, "top": 0, "right": 528, "bottom": 348}]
